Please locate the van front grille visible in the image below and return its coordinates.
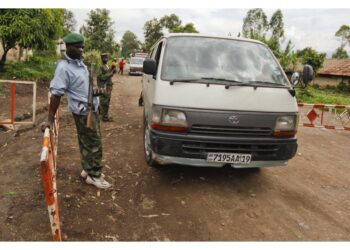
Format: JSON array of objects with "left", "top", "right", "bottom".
[{"left": 190, "top": 124, "right": 272, "bottom": 137}]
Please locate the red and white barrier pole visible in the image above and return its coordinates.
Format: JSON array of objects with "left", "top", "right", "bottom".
[
  {"left": 40, "top": 128, "right": 61, "bottom": 241},
  {"left": 298, "top": 103, "right": 350, "bottom": 131},
  {"left": 10, "top": 81, "right": 16, "bottom": 124}
]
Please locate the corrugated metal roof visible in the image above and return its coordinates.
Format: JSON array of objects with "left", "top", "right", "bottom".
[{"left": 318, "top": 59, "right": 350, "bottom": 76}]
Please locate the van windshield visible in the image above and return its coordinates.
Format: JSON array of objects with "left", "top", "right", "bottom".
[{"left": 161, "top": 37, "right": 289, "bottom": 86}]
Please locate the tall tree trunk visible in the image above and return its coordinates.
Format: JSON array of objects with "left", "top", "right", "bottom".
[
  {"left": 19, "top": 47, "right": 23, "bottom": 61},
  {"left": 0, "top": 49, "right": 9, "bottom": 72}
]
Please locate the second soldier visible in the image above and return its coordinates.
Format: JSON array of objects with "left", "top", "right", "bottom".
[{"left": 97, "top": 53, "right": 116, "bottom": 122}]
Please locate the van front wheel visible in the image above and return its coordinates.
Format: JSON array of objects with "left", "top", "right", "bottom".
[{"left": 143, "top": 120, "right": 159, "bottom": 167}]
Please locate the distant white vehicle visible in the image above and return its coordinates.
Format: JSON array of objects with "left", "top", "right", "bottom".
[{"left": 129, "top": 56, "right": 146, "bottom": 75}]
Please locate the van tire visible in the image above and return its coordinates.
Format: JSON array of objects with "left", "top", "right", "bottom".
[{"left": 143, "top": 115, "right": 159, "bottom": 168}]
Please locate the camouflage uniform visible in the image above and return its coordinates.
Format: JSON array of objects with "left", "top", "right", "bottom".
[
  {"left": 72, "top": 112, "right": 103, "bottom": 177},
  {"left": 97, "top": 63, "right": 113, "bottom": 121}
]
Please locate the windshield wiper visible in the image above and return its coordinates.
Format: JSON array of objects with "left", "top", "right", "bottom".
[
  {"left": 247, "top": 80, "right": 288, "bottom": 88},
  {"left": 170, "top": 77, "right": 241, "bottom": 87},
  {"left": 201, "top": 77, "right": 251, "bottom": 89},
  {"left": 169, "top": 78, "right": 203, "bottom": 85}
]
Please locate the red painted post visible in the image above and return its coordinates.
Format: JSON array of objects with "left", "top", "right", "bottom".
[{"left": 11, "top": 82, "right": 15, "bottom": 124}]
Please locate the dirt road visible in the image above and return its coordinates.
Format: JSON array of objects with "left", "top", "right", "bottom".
[{"left": 0, "top": 74, "right": 350, "bottom": 241}]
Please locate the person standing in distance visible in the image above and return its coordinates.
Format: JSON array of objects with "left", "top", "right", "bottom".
[
  {"left": 118, "top": 58, "right": 125, "bottom": 75},
  {"left": 41, "top": 33, "right": 112, "bottom": 189}
]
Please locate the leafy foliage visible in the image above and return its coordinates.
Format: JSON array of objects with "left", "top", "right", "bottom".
[
  {"left": 269, "top": 10, "right": 284, "bottom": 40},
  {"left": 83, "top": 50, "right": 103, "bottom": 71},
  {"left": 332, "top": 47, "right": 349, "bottom": 59},
  {"left": 335, "top": 25, "right": 350, "bottom": 48},
  {"left": 63, "top": 9, "right": 77, "bottom": 36},
  {"left": 296, "top": 85, "right": 350, "bottom": 105},
  {"left": 242, "top": 9, "right": 294, "bottom": 70},
  {"left": 297, "top": 47, "right": 326, "bottom": 73},
  {"left": 1, "top": 52, "right": 59, "bottom": 83},
  {"left": 143, "top": 18, "right": 164, "bottom": 51},
  {"left": 171, "top": 23, "right": 198, "bottom": 33},
  {"left": 143, "top": 14, "right": 199, "bottom": 51},
  {"left": 80, "top": 9, "right": 117, "bottom": 54},
  {"left": 120, "top": 31, "right": 141, "bottom": 58},
  {"left": 242, "top": 9, "right": 268, "bottom": 38},
  {"left": 337, "top": 80, "right": 350, "bottom": 93},
  {"left": 160, "top": 14, "right": 181, "bottom": 31},
  {"left": 0, "top": 9, "right": 64, "bottom": 71}
]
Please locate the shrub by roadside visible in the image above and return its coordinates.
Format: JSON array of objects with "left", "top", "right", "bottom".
[
  {"left": 296, "top": 85, "right": 350, "bottom": 105},
  {"left": 1, "top": 52, "right": 59, "bottom": 85}
]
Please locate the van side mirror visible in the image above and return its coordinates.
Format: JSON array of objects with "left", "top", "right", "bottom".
[
  {"left": 302, "top": 64, "right": 314, "bottom": 87},
  {"left": 143, "top": 59, "right": 157, "bottom": 76},
  {"left": 291, "top": 72, "right": 300, "bottom": 86}
]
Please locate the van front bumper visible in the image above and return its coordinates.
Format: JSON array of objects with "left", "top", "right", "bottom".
[{"left": 149, "top": 129, "right": 297, "bottom": 168}]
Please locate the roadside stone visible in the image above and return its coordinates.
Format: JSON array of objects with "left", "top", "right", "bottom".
[{"left": 298, "top": 222, "right": 310, "bottom": 230}]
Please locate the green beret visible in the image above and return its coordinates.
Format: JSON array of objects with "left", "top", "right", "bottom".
[{"left": 63, "top": 33, "right": 84, "bottom": 44}]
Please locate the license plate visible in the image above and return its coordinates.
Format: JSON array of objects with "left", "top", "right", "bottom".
[{"left": 207, "top": 152, "right": 252, "bottom": 164}]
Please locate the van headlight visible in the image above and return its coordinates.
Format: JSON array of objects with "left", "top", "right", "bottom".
[
  {"left": 151, "top": 107, "right": 188, "bottom": 132},
  {"left": 275, "top": 116, "right": 296, "bottom": 131},
  {"left": 273, "top": 115, "right": 298, "bottom": 137}
]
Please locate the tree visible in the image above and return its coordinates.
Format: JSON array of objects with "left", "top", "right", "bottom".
[
  {"left": 120, "top": 31, "right": 141, "bottom": 58},
  {"left": 143, "top": 14, "right": 199, "bottom": 51},
  {"left": 297, "top": 47, "right": 326, "bottom": 72},
  {"left": 332, "top": 46, "right": 349, "bottom": 59},
  {"left": 160, "top": 14, "right": 181, "bottom": 31},
  {"left": 80, "top": 9, "right": 117, "bottom": 54},
  {"left": 171, "top": 23, "right": 199, "bottom": 33},
  {"left": 335, "top": 25, "right": 350, "bottom": 48},
  {"left": 269, "top": 9, "right": 284, "bottom": 40},
  {"left": 242, "top": 9, "right": 294, "bottom": 70},
  {"left": 242, "top": 8, "right": 268, "bottom": 38},
  {"left": 0, "top": 9, "right": 64, "bottom": 71},
  {"left": 143, "top": 18, "right": 163, "bottom": 51},
  {"left": 63, "top": 9, "right": 77, "bottom": 36}
]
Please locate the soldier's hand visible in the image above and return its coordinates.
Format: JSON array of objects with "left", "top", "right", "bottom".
[
  {"left": 93, "top": 87, "right": 106, "bottom": 96},
  {"left": 40, "top": 121, "right": 52, "bottom": 133}
]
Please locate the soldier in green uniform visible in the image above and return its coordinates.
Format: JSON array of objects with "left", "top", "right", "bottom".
[
  {"left": 41, "top": 33, "right": 111, "bottom": 189},
  {"left": 97, "top": 53, "right": 116, "bottom": 122}
]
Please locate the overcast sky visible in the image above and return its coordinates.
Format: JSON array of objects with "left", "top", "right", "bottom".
[
  {"left": 6, "top": 1, "right": 350, "bottom": 58},
  {"left": 70, "top": 8, "right": 350, "bottom": 58}
]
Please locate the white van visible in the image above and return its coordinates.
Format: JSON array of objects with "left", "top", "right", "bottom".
[
  {"left": 129, "top": 56, "right": 146, "bottom": 75},
  {"left": 141, "top": 33, "right": 312, "bottom": 168}
]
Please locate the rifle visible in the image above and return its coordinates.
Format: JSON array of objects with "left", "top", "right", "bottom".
[{"left": 86, "top": 63, "right": 94, "bottom": 129}]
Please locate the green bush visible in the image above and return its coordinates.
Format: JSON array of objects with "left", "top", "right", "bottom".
[
  {"left": 83, "top": 50, "right": 102, "bottom": 71},
  {"left": 296, "top": 85, "right": 350, "bottom": 105},
  {"left": 1, "top": 53, "right": 59, "bottom": 84},
  {"left": 337, "top": 81, "right": 350, "bottom": 93},
  {"left": 1, "top": 50, "right": 111, "bottom": 84}
]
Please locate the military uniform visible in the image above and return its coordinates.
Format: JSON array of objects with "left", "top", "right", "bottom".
[{"left": 97, "top": 55, "right": 114, "bottom": 121}]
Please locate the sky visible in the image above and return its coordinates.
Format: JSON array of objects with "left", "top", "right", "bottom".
[
  {"left": 3, "top": 0, "right": 350, "bottom": 58},
  {"left": 70, "top": 8, "right": 350, "bottom": 58}
]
